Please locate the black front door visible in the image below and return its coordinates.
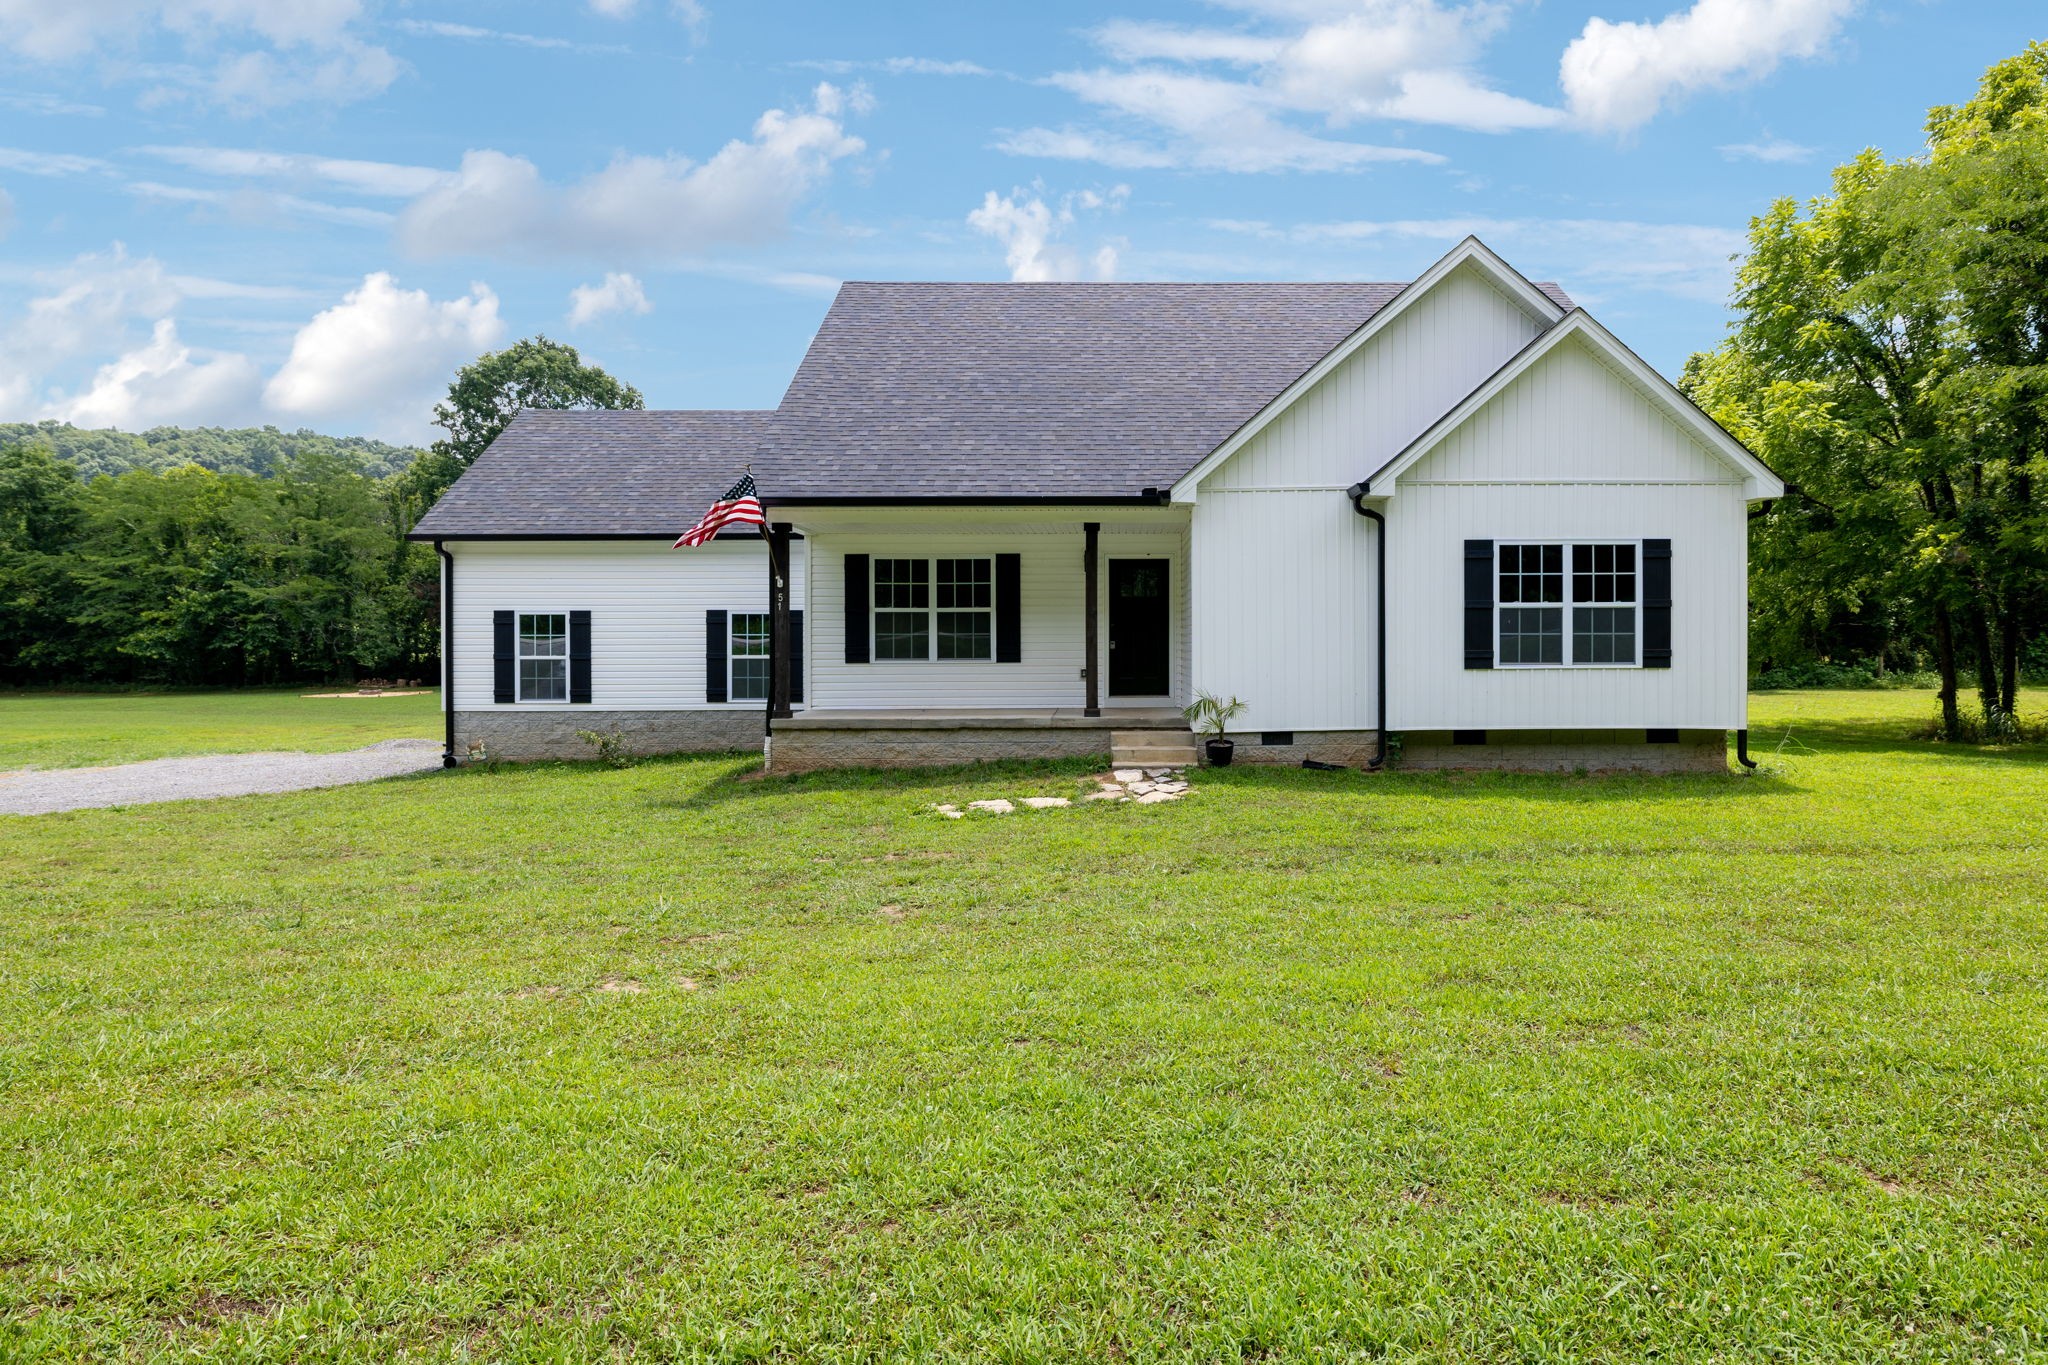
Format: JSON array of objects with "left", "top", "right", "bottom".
[{"left": 1108, "top": 559, "right": 1170, "bottom": 696}]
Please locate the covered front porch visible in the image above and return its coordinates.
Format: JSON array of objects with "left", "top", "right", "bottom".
[{"left": 755, "top": 502, "right": 1194, "bottom": 769}]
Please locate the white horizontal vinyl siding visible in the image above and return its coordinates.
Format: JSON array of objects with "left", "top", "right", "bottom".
[
  {"left": 1204, "top": 265, "right": 1546, "bottom": 494},
  {"left": 448, "top": 539, "right": 804, "bottom": 711},
  {"left": 807, "top": 530, "right": 1185, "bottom": 710},
  {"left": 1189, "top": 489, "right": 1376, "bottom": 733}
]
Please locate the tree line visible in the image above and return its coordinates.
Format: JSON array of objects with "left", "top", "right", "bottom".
[
  {"left": 1686, "top": 43, "right": 2048, "bottom": 737},
  {"left": 0, "top": 339, "right": 642, "bottom": 688}
]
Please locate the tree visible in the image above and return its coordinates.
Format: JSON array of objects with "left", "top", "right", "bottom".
[
  {"left": 415, "top": 335, "right": 643, "bottom": 486},
  {"left": 1686, "top": 45, "right": 2048, "bottom": 737}
]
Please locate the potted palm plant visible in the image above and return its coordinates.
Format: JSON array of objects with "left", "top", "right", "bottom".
[{"left": 1183, "top": 691, "right": 1247, "bottom": 767}]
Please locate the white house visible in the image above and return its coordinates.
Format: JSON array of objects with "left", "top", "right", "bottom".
[{"left": 411, "top": 238, "right": 1782, "bottom": 773}]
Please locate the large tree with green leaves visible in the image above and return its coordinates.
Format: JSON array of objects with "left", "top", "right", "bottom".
[
  {"left": 394, "top": 336, "right": 645, "bottom": 522},
  {"left": 1687, "top": 43, "right": 2048, "bottom": 737}
]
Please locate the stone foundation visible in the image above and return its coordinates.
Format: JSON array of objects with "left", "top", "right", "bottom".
[
  {"left": 455, "top": 709, "right": 762, "bottom": 762},
  {"left": 1397, "top": 729, "right": 1728, "bottom": 774},
  {"left": 1220, "top": 730, "right": 1384, "bottom": 766},
  {"left": 767, "top": 727, "right": 1111, "bottom": 774}
]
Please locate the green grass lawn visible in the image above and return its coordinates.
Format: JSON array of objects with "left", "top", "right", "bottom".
[
  {"left": 1, "top": 690, "right": 2044, "bottom": 1361},
  {"left": 0, "top": 686, "right": 441, "bottom": 770}
]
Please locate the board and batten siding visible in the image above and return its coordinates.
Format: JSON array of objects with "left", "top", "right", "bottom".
[
  {"left": 1186, "top": 260, "right": 1553, "bottom": 735},
  {"left": 1388, "top": 333, "right": 1751, "bottom": 731},
  {"left": 806, "top": 528, "right": 1187, "bottom": 710},
  {"left": 446, "top": 539, "right": 804, "bottom": 711},
  {"left": 1200, "top": 264, "right": 1547, "bottom": 495}
]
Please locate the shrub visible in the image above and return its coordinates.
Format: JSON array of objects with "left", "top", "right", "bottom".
[{"left": 577, "top": 728, "right": 634, "bottom": 769}]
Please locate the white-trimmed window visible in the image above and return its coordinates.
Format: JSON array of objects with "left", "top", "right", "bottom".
[
  {"left": 1498, "top": 542, "right": 1638, "bottom": 668},
  {"left": 874, "top": 557, "right": 993, "bottom": 661},
  {"left": 518, "top": 613, "right": 569, "bottom": 700},
  {"left": 730, "top": 612, "right": 771, "bottom": 701}
]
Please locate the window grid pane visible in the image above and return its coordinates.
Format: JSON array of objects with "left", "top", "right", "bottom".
[
  {"left": 936, "top": 558, "right": 991, "bottom": 610},
  {"left": 1499, "top": 544, "right": 1563, "bottom": 605},
  {"left": 518, "top": 613, "right": 567, "bottom": 657},
  {"left": 1499, "top": 606, "right": 1563, "bottom": 665},
  {"left": 731, "top": 656, "right": 770, "bottom": 701},
  {"left": 874, "top": 559, "right": 929, "bottom": 610},
  {"left": 1571, "top": 543, "right": 1636, "bottom": 606},
  {"left": 519, "top": 658, "right": 567, "bottom": 701},
  {"left": 875, "top": 611, "right": 929, "bottom": 660},
  {"left": 1572, "top": 606, "right": 1637, "bottom": 665},
  {"left": 936, "top": 611, "right": 991, "bottom": 660},
  {"left": 730, "top": 613, "right": 770, "bottom": 657}
]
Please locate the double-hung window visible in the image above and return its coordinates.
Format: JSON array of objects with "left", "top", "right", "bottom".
[
  {"left": 874, "top": 557, "right": 993, "bottom": 661},
  {"left": 729, "top": 612, "right": 771, "bottom": 701},
  {"left": 1497, "top": 542, "right": 1638, "bottom": 667},
  {"left": 518, "top": 613, "right": 569, "bottom": 700}
]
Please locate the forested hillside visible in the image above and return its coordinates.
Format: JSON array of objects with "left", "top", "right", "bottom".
[
  {"left": 0, "top": 422, "right": 422, "bottom": 481},
  {"left": 0, "top": 337, "right": 643, "bottom": 688}
]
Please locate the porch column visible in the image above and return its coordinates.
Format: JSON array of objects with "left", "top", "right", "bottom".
[
  {"left": 768, "top": 522, "right": 794, "bottom": 722},
  {"left": 1083, "top": 521, "right": 1100, "bottom": 717}
]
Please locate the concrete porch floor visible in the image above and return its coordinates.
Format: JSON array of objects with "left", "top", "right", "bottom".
[{"left": 777, "top": 706, "right": 1187, "bottom": 731}]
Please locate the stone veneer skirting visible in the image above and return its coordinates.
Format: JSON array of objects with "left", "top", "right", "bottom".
[
  {"left": 768, "top": 727, "right": 1112, "bottom": 774},
  {"left": 1398, "top": 729, "right": 1728, "bottom": 774},
  {"left": 1220, "top": 730, "right": 1383, "bottom": 767},
  {"left": 455, "top": 709, "right": 761, "bottom": 762}
]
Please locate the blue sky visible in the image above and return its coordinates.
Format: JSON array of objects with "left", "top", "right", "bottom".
[{"left": 0, "top": 0, "right": 2038, "bottom": 445}]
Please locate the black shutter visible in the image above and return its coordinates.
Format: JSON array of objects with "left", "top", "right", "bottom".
[
  {"left": 790, "top": 609, "right": 805, "bottom": 703},
  {"left": 1463, "top": 540, "right": 1494, "bottom": 670},
  {"left": 1642, "top": 539, "right": 1672, "bottom": 669},
  {"left": 493, "top": 610, "right": 515, "bottom": 703},
  {"left": 995, "top": 553, "right": 1022, "bottom": 663},
  {"left": 705, "top": 609, "right": 728, "bottom": 703},
  {"left": 844, "top": 554, "right": 870, "bottom": 664},
  {"left": 569, "top": 610, "right": 592, "bottom": 703}
]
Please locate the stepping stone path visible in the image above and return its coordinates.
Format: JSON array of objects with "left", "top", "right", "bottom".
[{"left": 933, "top": 768, "right": 1190, "bottom": 819}]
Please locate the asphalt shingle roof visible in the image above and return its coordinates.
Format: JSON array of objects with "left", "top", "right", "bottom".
[
  {"left": 760, "top": 281, "right": 1412, "bottom": 498},
  {"left": 409, "top": 409, "right": 772, "bottom": 538},
  {"left": 411, "top": 278, "right": 1575, "bottom": 535}
]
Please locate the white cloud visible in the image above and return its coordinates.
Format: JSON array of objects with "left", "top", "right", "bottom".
[
  {"left": 1019, "top": 67, "right": 1447, "bottom": 173},
  {"left": 134, "top": 145, "right": 449, "bottom": 197},
  {"left": 0, "top": 0, "right": 400, "bottom": 111},
  {"left": 398, "top": 84, "right": 866, "bottom": 260},
  {"left": 0, "top": 146, "right": 114, "bottom": 176},
  {"left": 1012, "top": 1, "right": 1559, "bottom": 174},
  {"left": 392, "top": 19, "right": 629, "bottom": 55},
  {"left": 567, "top": 271, "right": 653, "bottom": 326},
  {"left": 126, "top": 180, "right": 394, "bottom": 229},
  {"left": 968, "top": 186, "right": 1127, "bottom": 282},
  {"left": 0, "top": 248, "right": 493, "bottom": 440},
  {"left": 45, "top": 317, "right": 263, "bottom": 428},
  {"left": 1208, "top": 214, "right": 1747, "bottom": 302},
  {"left": 795, "top": 56, "right": 994, "bottom": 77},
  {"left": 0, "top": 189, "right": 13, "bottom": 240},
  {"left": 0, "top": 90, "right": 106, "bottom": 116},
  {"left": 264, "top": 272, "right": 502, "bottom": 439},
  {"left": 1561, "top": 0, "right": 1860, "bottom": 132},
  {"left": 588, "top": 0, "right": 709, "bottom": 40},
  {"left": 1718, "top": 135, "right": 1816, "bottom": 163}
]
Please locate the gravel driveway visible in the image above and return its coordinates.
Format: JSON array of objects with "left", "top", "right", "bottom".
[{"left": 0, "top": 739, "right": 445, "bottom": 816}]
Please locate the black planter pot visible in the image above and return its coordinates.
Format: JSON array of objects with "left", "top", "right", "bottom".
[{"left": 1204, "top": 738, "right": 1235, "bottom": 767}]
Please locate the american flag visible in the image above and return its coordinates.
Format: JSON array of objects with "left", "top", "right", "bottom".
[{"left": 674, "top": 472, "right": 765, "bottom": 547}]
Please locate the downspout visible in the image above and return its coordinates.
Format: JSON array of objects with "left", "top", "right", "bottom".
[
  {"left": 435, "top": 541, "right": 456, "bottom": 768},
  {"left": 1344, "top": 483, "right": 1388, "bottom": 771},
  {"left": 1735, "top": 728, "right": 1756, "bottom": 770}
]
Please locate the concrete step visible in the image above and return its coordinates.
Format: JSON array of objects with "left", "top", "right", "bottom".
[
  {"left": 1109, "top": 730, "right": 1193, "bottom": 746},
  {"left": 1113, "top": 746, "right": 1201, "bottom": 766}
]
